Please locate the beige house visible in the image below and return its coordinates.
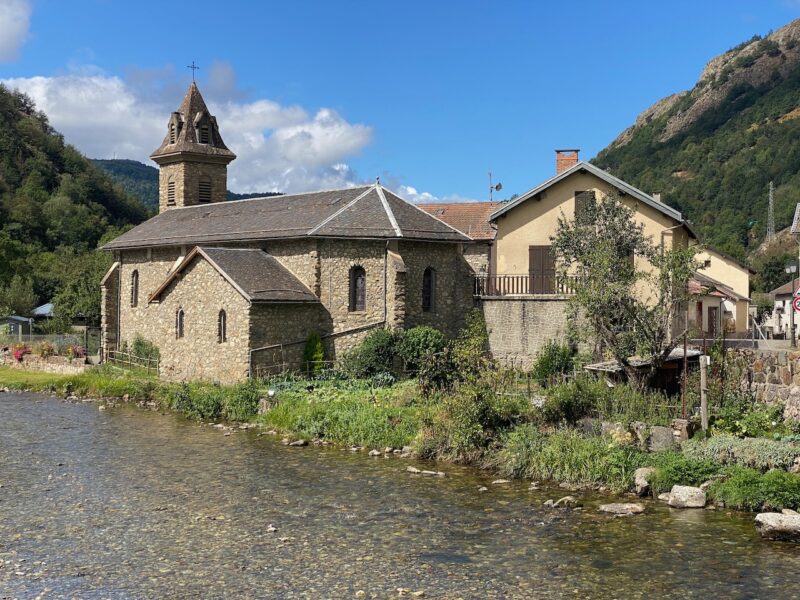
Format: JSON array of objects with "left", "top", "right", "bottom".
[
  {"left": 100, "top": 83, "right": 475, "bottom": 383},
  {"left": 424, "top": 150, "right": 753, "bottom": 364}
]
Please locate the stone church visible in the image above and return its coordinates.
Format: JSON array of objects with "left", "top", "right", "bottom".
[{"left": 101, "top": 83, "right": 476, "bottom": 382}]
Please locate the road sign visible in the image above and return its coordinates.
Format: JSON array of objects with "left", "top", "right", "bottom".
[
  {"left": 793, "top": 297, "right": 800, "bottom": 313},
  {"left": 794, "top": 286, "right": 800, "bottom": 299}
]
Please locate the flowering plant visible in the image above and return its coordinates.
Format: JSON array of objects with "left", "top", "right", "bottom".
[{"left": 13, "top": 346, "right": 31, "bottom": 362}]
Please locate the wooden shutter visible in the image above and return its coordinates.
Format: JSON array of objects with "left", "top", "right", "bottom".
[{"left": 529, "top": 246, "right": 555, "bottom": 294}]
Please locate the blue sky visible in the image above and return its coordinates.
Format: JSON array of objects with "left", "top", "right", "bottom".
[{"left": 2, "top": 0, "right": 800, "bottom": 201}]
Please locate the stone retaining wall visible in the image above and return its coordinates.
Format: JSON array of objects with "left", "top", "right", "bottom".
[
  {"left": 2, "top": 355, "right": 87, "bottom": 375},
  {"left": 734, "top": 348, "right": 800, "bottom": 421},
  {"left": 479, "top": 296, "right": 575, "bottom": 368}
]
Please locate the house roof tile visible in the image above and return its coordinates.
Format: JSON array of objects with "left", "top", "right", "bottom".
[{"left": 418, "top": 202, "right": 502, "bottom": 240}]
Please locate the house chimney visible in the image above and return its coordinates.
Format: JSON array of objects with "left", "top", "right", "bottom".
[
  {"left": 555, "top": 149, "right": 579, "bottom": 174},
  {"left": 653, "top": 193, "right": 662, "bottom": 203}
]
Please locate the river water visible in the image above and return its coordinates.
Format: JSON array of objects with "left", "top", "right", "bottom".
[{"left": 1, "top": 393, "right": 799, "bottom": 599}]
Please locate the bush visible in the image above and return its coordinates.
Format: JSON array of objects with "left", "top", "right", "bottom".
[
  {"left": 532, "top": 340, "right": 573, "bottom": 387},
  {"left": 493, "top": 426, "right": 642, "bottom": 492},
  {"left": 594, "top": 383, "right": 680, "bottom": 427},
  {"left": 340, "top": 329, "right": 397, "bottom": 378},
  {"left": 709, "top": 466, "right": 800, "bottom": 511},
  {"left": 683, "top": 435, "right": 800, "bottom": 472},
  {"left": 417, "top": 384, "right": 529, "bottom": 463},
  {"left": 540, "top": 377, "right": 601, "bottom": 425},
  {"left": 35, "top": 341, "right": 56, "bottom": 358},
  {"left": 302, "top": 332, "right": 326, "bottom": 375},
  {"left": 418, "top": 347, "right": 458, "bottom": 395},
  {"left": 395, "top": 326, "right": 446, "bottom": 371},
  {"left": 646, "top": 452, "right": 721, "bottom": 494},
  {"left": 131, "top": 335, "right": 160, "bottom": 362},
  {"left": 451, "top": 309, "right": 490, "bottom": 381},
  {"left": 223, "top": 380, "right": 261, "bottom": 421}
]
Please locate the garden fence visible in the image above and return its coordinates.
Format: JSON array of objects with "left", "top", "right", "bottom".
[{"left": 106, "top": 350, "right": 160, "bottom": 375}]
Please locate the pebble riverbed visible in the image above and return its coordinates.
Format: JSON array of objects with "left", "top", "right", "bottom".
[{"left": 2, "top": 392, "right": 800, "bottom": 599}]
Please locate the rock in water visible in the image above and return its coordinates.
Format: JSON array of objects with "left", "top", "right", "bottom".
[
  {"left": 667, "top": 485, "right": 706, "bottom": 508},
  {"left": 368, "top": 449, "right": 381, "bottom": 457},
  {"left": 755, "top": 512, "right": 800, "bottom": 541},
  {"left": 553, "top": 495, "right": 578, "bottom": 508},
  {"left": 598, "top": 503, "right": 645, "bottom": 516},
  {"left": 634, "top": 467, "right": 656, "bottom": 496},
  {"left": 288, "top": 439, "right": 308, "bottom": 447}
]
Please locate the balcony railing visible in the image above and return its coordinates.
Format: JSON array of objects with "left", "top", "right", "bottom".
[{"left": 473, "top": 273, "right": 579, "bottom": 297}]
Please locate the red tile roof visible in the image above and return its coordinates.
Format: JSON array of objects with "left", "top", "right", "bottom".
[{"left": 417, "top": 202, "right": 502, "bottom": 241}]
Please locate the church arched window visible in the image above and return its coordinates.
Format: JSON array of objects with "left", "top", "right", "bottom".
[
  {"left": 199, "top": 177, "right": 212, "bottom": 203},
  {"left": 218, "top": 310, "right": 227, "bottom": 343},
  {"left": 176, "top": 308, "right": 185, "bottom": 339},
  {"left": 422, "top": 267, "right": 436, "bottom": 313},
  {"left": 349, "top": 266, "right": 366, "bottom": 312},
  {"left": 169, "top": 123, "right": 176, "bottom": 144},
  {"left": 130, "top": 270, "right": 139, "bottom": 307}
]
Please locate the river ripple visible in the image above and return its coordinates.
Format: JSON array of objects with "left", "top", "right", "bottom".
[{"left": 1, "top": 393, "right": 799, "bottom": 599}]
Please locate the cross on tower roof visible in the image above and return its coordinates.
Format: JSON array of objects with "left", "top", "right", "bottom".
[{"left": 187, "top": 61, "right": 200, "bottom": 81}]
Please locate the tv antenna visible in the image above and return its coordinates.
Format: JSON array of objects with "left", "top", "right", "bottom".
[
  {"left": 488, "top": 170, "right": 502, "bottom": 202},
  {"left": 767, "top": 180, "right": 776, "bottom": 243}
]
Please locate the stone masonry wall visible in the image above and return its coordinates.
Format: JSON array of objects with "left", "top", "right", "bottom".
[
  {"left": 158, "top": 161, "right": 227, "bottom": 212},
  {"left": 249, "top": 303, "right": 327, "bottom": 374},
  {"left": 398, "top": 241, "right": 475, "bottom": 339},
  {"left": 100, "top": 262, "right": 120, "bottom": 359},
  {"left": 120, "top": 255, "right": 250, "bottom": 383},
  {"left": 734, "top": 348, "right": 800, "bottom": 422},
  {"left": 480, "top": 296, "right": 574, "bottom": 368},
  {"left": 463, "top": 242, "right": 491, "bottom": 275}
]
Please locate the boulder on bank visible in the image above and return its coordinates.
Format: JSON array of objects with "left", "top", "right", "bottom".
[
  {"left": 755, "top": 512, "right": 800, "bottom": 541},
  {"left": 667, "top": 485, "right": 706, "bottom": 508},
  {"left": 634, "top": 467, "right": 656, "bottom": 496},
  {"left": 648, "top": 426, "right": 676, "bottom": 452},
  {"left": 598, "top": 503, "right": 645, "bottom": 516}
]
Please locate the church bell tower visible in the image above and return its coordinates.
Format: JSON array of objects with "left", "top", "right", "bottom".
[{"left": 150, "top": 82, "right": 236, "bottom": 213}]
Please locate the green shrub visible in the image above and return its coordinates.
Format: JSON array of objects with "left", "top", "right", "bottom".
[
  {"left": 646, "top": 452, "right": 721, "bottom": 494},
  {"left": 712, "top": 398, "right": 786, "bottom": 438},
  {"left": 223, "top": 380, "right": 261, "bottom": 421},
  {"left": 540, "top": 377, "right": 600, "bottom": 425},
  {"left": 302, "top": 332, "right": 326, "bottom": 374},
  {"left": 418, "top": 347, "right": 458, "bottom": 395},
  {"left": 130, "top": 334, "right": 160, "bottom": 362},
  {"left": 493, "top": 426, "right": 642, "bottom": 492},
  {"left": 532, "top": 340, "right": 573, "bottom": 387},
  {"left": 683, "top": 435, "right": 800, "bottom": 472},
  {"left": 451, "top": 309, "right": 490, "bottom": 381},
  {"left": 594, "top": 383, "right": 680, "bottom": 427},
  {"left": 186, "top": 384, "right": 225, "bottom": 420},
  {"left": 395, "top": 326, "right": 446, "bottom": 371},
  {"left": 417, "top": 383, "right": 528, "bottom": 463},
  {"left": 340, "top": 328, "right": 397, "bottom": 378},
  {"left": 709, "top": 467, "right": 800, "bottom": 511}
]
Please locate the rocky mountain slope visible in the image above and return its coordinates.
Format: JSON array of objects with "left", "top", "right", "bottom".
[{"left": 594, "top": 19, "right": 800, "bottom": 264}]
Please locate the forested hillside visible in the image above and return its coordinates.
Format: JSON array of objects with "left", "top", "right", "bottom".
[
  {"left": 0, "top": 84, "right": 149, "bottom": 327},
  {"left": 93, "top": 158, "right": 282, "bottom": 209},
  {"left": 593, "top": 19, "right": 800, "bottom": 290}
]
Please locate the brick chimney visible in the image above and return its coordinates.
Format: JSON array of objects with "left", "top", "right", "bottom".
[{"left": 555, "top": 149, "right": 580, "bottom": 174}]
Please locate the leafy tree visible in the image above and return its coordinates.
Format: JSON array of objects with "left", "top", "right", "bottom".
[
  {"left": 0, "top": 275, "right": 36, "bottom": 316},
  {"left": 551, "top": 192, "right": 699, "bottom": 387}
]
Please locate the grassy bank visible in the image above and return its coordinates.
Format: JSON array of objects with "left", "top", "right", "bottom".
[{"left": 4, "top": 364, "right": 800, "bottom": 513}]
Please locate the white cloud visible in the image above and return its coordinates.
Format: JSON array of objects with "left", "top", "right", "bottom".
[
  {"left": 0, "top": 0, "right": 31, "bottom": 62},
  {"left": 2, "top": 63, "right": 373, "bottom": 194}
]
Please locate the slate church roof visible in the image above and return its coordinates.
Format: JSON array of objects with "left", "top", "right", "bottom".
[
  {"left": 149, "top": 247, "right": 318, "bottom": 304},
  {"left": 104, "top": 184, "right": 471, "bottom": 250},
  {"left": 150, "top": 82, "right": 236, "bottom": 162}
]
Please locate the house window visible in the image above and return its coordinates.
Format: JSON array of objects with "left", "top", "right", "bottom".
[
  {"left": 575, "top": 191, "right": 596, "bottom": 223},
  {"left": 176, "top": 308, "right": 185, "bottom": 339},
  {"left": 130, "top": 270, "right": 139, "bottom": 307},
  {"left": 349, "top": 266, "right": 366, "bottom": 312},
  {"left": 167, "top": 178, "right": 176, "bottom": 206},
  {"left": 218, "top": 310, "right": 227, "bottom": 343},
  {"left": 422, "top": 267, "right": 436, "bottom": 312},
  {"left": 199, "top": 124, "right": 210, "bottom": 144},
  {"left": 199, "top": 178, "right": 212, "bottom": 203}
]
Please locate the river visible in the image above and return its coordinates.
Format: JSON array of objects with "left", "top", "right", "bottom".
[{"left": 1, "top": 392, "right": 799, "bottom": 599}]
